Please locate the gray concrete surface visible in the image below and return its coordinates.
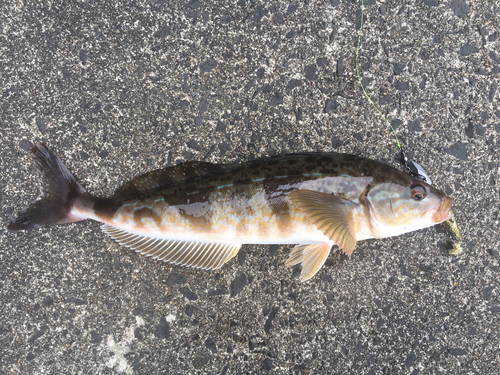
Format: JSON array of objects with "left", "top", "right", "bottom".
[{"left": 1, "top": 0, "right": 499, "bottom": 374}]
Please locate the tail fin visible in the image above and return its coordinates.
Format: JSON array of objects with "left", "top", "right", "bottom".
[{"left": 8, "top": 142, "right": 88, "bottom": 230}]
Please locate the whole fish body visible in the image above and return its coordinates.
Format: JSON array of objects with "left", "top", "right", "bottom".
[{"left": 8, "top": 143, "right": 452, "bottom": 281}]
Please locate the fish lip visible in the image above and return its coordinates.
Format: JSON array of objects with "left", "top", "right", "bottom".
[{"left": 432, "top": 197, "right": 453, "bottom": 223}]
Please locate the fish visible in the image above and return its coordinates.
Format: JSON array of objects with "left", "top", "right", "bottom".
[{"left": 7, "top": 142, "right": 453, "bottom": 282}]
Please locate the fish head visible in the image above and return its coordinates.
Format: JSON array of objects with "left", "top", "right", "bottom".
[{"left": 364, "top": 179, "right": 453, "bottom": 238}]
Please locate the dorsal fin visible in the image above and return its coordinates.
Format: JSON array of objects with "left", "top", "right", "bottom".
[{"left": 113, "top": 161, "right": 232, "bottom": 198}]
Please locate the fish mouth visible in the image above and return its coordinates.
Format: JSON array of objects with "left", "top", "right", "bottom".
[{"left": 432, "top": 197, "right": 453, "bottom": 223}]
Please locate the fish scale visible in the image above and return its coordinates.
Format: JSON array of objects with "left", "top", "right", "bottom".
[{"left": 8, "top": 143, "right": 452, "bottom": 282}]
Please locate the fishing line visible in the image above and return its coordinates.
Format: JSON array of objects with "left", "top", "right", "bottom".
[{"left": 355, "top": 0, "right": 463, "bottom": 254}]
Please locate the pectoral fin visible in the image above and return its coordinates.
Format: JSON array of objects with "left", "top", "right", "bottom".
[
  {"left": 286, "top": 242, "right": 332, "bottom": 282},
  {"left": 288, "top": 190, "right": 357, "bottom": 255}
]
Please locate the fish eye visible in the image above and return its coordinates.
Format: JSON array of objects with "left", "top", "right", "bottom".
[{"left": 411, "top": 185, "right": 426, "bottom": 201}]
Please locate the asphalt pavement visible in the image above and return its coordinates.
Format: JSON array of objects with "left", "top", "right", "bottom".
[{"left": 1, "top": 0, "right": 499, "bottom": 374}]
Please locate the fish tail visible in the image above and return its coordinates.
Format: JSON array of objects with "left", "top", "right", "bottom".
[{"left": 8, "top": 142, "right": 90, "bottom": 230}]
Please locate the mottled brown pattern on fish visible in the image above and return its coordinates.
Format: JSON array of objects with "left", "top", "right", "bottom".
[
  {"left": 134, "top": 207, "right": 162, "bottom": 228},
  {"left": 93, "top": 153, "right": 417, "bottom": 240}
]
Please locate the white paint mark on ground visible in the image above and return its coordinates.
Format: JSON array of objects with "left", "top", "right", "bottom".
[
  {"left": 166, "top": 313, "right": 176, "bottom": 323},
  {"left": 105, "top": 317, "right": 145, "bottom": 374}
]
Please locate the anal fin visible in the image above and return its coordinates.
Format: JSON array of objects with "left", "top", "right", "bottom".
[
  {"left": 285, "top": 242, "right": 332, "bottom": 282},
  {"left": 102, "top": 225, "right": 241, "bottom": 270}
]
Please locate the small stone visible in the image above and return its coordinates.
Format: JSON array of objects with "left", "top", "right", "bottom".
[
  {"left": 419, "top": 76, "right": 427, "bottom": 90},
  {"left": 317, "top": 57, "right": 327, "bottom": 66},
  {"left": 459, "top": 45, "right": 479, "bottom": 56},
  {"left": 207, "top": 288, "right": 227, "bottom": 297},
  {"left": 295, "top": 107, "right": 303, "bottom": 121},
  {"left": 465, "top": 123, "right": 475, "bottom": 138},
  {"left": 269, "top": 92, "right": 283, "bottom": 106},
  {"left": 287, "top": 79, "right": 302, "bottom": 90},
  {"left": 154, "top": 317, "right": 170, "bottom": 339},
  {"left": 287, "top": 3, "right": 299, "bottom": 14},
  {"left": 205, "top": 337, "right": 218, "bottom": 353},
  {"left": 253, "top": 5, "right": 268, "bottom": 22},
  {"left": 331, "top": 136, "right": 343, "bottom": 149},
  {"left": 90, "top": 330, "right": 103, "bottom": 344},
  {"left": 132, "top": 304, "right": 144, "bottom": 315},
  {"left": 193, "top": 355, "right": 210, "bottom": 369},
  {"left": 261, "top": 358, "right": 274, "bottom": 371},
  {"left": 408, "top": 118, "right": 422, "bottom": 132},
  {"left": 337, "top": 57, "right": 344, "bottom": 76},
  {"left": 188, "top": 0, "right": 200, "bottom": 9},
  {"left": 405, "top": 353, "right": 416, "bottom": 367},
  {"left": 488, "top": 81, "right": 497, "bottom": 103},
  {"left": 199, "top": 99, "right": 208, "bottom": 113},
  {"left": 449, "top": 0, "right": 468, "bottom": 18},
  {"left": 320, "top": 274, "right": 333, "bottom": 283},
  {"left": 19, "top": 139, "right": 33, "bottom": 151},
  {"left": 304, "top": 65, "right": 317, "bottom": 80},
  {"left": 449, "top": 348, "right": 467, "bottom": 356},
  {"left": 256, "top": 67, "right": 265, "bottom": 79},
  {"left": 483, "top": 286, "right": 494, "bottom": 301},
  {"left": 194, "top": 116, "right": 202, "bottom": 127},
  {"left": 91, "top": 103, "right": 101, "bottom": 114},
  {"left": 36, "top": 117, "right": 47, "bottom": 134},
  {"left": 179, "top": 286, "right": 198, "bottom": 301},
  {"left": 324, "top": 99, "right": 340, "bottom": 113},
  {"left": 361, "top": 77, "right": 373, "bottom": 88},
  {"left": 98, "top": 150, "right": 109, "bottom": 158},
  {"left": 134, "top": 328, "right": 144, "bottom": 340},
  {"left": 395, "top": 81, "right": 409, "bottom": 91},
  {"left": 393, "top": 63, "right": 406, "bottom": 75},
  {"left": 79, "top": 49, "right": 88, "bottom": 63},
  {"left": 154, "top": 26, "right": 170, "bottom": 38},
  {"left": 185, "top": 305, "right": 194, "bottom": 317},
  {"left": 418, "top": 50, "right": 429, "bottom": 60},
  {"left": 166, "top": 272, "right": 186, "bottom": 286},
  {"left": 264, "top": 307, "right": 278, "bottom": 333},
  {"left": 43, "top": 295, "right": 54, "bottom": 306},
  {"left": 487, "top": 248, "right": 499, "bottom": 259},
  {"left": 180, "top": 99, "right": 190, "bottom": 110},
  {"left": 230, "top": 272, "right": 247, "bottom": 297},
  {"left": 186, "top": 139, "right": 201, "bottom": 151},
  {"left": 447, "top": 141, "right": 468, "bottom": 160},
  {"left": 61, "top": 66, "right": 71, "bottom": 78},
  {"left": 354, "top": 132, "right": 364, "bottom": 142},
  {"left": 200, "top": 59, "right": 216, "bottom": 73},
  {"left": 376, "top": 318, "right": 384, "bottom": 329},
  {"left": 29, "top": 326, "right": 48, "bottom": 343},
  {"left": 238, "top": 249, "right": 246, "bottom": 265},
  {"left": 379, "top": 93, "right": 392, "bottom": 106},
  {"left": 218, "top": 141, "right": 230, "bottom": 155},
  {"left": 272, "top": 12, "right": 284, "bottom": 26},
  {"left": 391, "top": 119, "right": 402, "bottom": 130}
]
